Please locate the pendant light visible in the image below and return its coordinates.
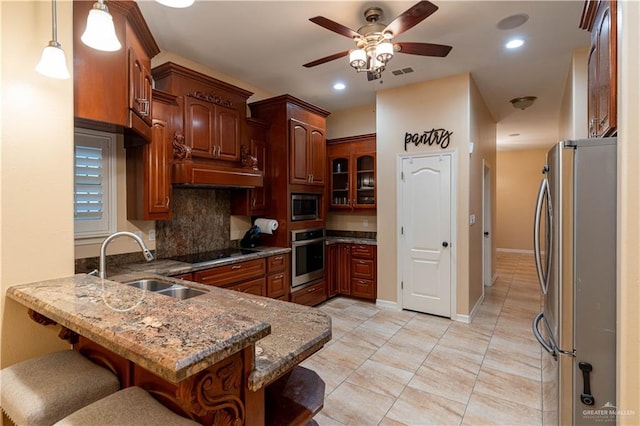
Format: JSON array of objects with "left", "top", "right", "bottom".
[
  {"left": 81, "top": 0, "right": 121, "bottom": 52},
  {"left": 36, "top": 0, "right": 70, "bottom": 79},
  {"left": 155, "top": 0, "right": 195, "bottom": 8}
]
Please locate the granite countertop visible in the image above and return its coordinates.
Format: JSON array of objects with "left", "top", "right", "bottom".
[
  {"left": 325, "top": 236, "right": 377, "bottom": 246},
  {"left": 7, "top": 270, "right": 331, "bottom": 390},
  {"left": 121, "top": 246, "right": 291, "bottom": 276}
]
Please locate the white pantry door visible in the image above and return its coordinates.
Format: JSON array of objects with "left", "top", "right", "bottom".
[{"left": 400, "top": 154, "right": 452, "bottom": 317}]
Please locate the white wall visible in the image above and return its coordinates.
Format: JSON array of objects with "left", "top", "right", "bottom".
[
  {"left": 1, "top": 0, "right": 74, "bottom": 369},
  {"left": 376, "top": 73, "right": 472, "bottom": 314}
]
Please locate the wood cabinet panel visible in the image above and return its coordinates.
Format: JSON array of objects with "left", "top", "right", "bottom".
[
  {"left": 338, "top": 245, "right": 351, "bottom": 295},
  {"left": 351, "top": 244, "right": 375, "bottom": 259},
  {"left": 230, "top": 277, "right": 266, "bottom": 297},
  {"left": 351, "top": 278, "right": 375, "bottom": 300},
  {"left": 326, "top": 244, "right": 339, "bottom": 298},
  {"left": 194, "top": 259, "right": 266, "bottom": 287},
  {"left": 351, "top": 258, "right": 375, "bottom": 279},
  {"left": 217, "top": 108, "right": 241, "bottom": 161},
  {"left": 171, "top": 272, "right": 193, "bottom": 281},
  {"left": 581, "top": 0, "right": 617, "bottom": 137},
  {"left": 185, "top": 97, "right": 216, "bottom": 159},
  {"left": 126, "top": 90, "right": 177, "bottom": 220},
  {"left": 231, "top": 119, "right": 269, "bottom": 216},
  {"left": 267, "top": 254, "right": 287, "bottom": 273},
  {"left": 267, "top": 272, "right": 287, "bottom": 299},
  {"left": 290, "top": 279, "right": 327, "bottom": 307}
]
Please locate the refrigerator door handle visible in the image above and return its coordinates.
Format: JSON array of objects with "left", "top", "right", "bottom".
[
  {"left": 532, "top": 311, "right": 556, "bottom": 356},
  {"left": 533, "top": 178, "right": 552, "bottom": 295}
]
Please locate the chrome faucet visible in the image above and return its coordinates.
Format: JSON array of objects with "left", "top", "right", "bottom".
[{"left": 99, "top": 231, "right": 154, "bottom": 279}]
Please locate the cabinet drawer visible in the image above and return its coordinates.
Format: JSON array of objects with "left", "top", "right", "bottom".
[
  {"left": 290, "top": 280, "right": 327, "bottom": 307},
  {"left": 267, "top": 271, "right": 288, "bottom": 299},
  {"left": 194, "top": 259, "right": 266, "bottom": 287},
  {"left": 267, "top": 254, "right": 289, "bottom": 274},
  {"left": 351, "top": 258, "right": 375, "bottom": 279},
  {"left": 351, "top": 278, "right": 375, "bottom": 300},
  {"left": 351, "top": 244, "right": 375, "bottom": 259},
  {"left": 229, "top": 277, "right": 266, "bottom": 297}
]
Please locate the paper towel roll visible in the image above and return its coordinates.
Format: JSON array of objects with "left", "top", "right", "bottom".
[{"left": 254, "top": 218, "right": 279, "bottom": 234}]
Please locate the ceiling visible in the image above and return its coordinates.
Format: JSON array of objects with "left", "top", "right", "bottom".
[{"left": 137, "top": 1, "right": 590, "bottom": 150}]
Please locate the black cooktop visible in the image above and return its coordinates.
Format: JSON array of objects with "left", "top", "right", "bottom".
[{"left": 169, "top": 248, "right": 257, "bottom": 265}]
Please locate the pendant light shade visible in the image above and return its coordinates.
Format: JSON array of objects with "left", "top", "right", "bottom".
[
  {"left": 155, "top": 0, "right": 195, "bottom": 8},
  {"left": 36, "top": 0, "right": 70, "bottom": 79},
  {"left": 81, "top": 0, "right": 121, "bottom": 52}
]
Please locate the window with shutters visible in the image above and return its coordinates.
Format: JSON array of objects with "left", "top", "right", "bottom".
[{"left": 74, "top": 128, "right": 117, "bottom": 241}]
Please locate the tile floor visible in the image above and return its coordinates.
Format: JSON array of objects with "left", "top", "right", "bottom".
[{"left": 301, "top": 252, "right": 543, "bottom": 425}]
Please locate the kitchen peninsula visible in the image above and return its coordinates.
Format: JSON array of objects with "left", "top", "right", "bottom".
[{"left": 7, "top": 272, "right": 331, "bottom": 425}]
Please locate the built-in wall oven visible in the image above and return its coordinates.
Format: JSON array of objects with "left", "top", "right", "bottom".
[{"left": 291, "top": 228, "right": 325, "bottom": 289}]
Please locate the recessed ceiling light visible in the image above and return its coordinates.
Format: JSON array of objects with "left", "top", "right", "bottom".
[
  {"left": 333, "top": 82, "right": 346, "bottom": 90},
  {"left": 506, "top": 39, "right": 525, "bottom": 49}
]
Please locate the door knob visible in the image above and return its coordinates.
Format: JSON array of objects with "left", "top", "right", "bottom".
[
  {"left": 442, "top": 242, "right": 449, "bottom": 248},
  {"left": 484, "top": 232, "right": 489, "bottom": 236}
]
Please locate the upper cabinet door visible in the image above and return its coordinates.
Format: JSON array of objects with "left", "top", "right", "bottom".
[
  {"left": 308, "top": 127, "right": 326, "bottom": 185},
  {"left": 184, "top": 97, "right": 216, "bottom": 159},
  {"left": 354, "top": 153, "right": 376, "bottom": 209},
  {"left": 128, "top": 47, "right": 152, "bottom": 126},
  {"left": 290, "top": 119, "right": 310, "bottom": 184},
  {"left": 217, "top": 108, "right": 241, "bottom": 161}
]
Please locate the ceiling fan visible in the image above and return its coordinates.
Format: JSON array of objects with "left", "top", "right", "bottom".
[{"left": 303, "top": 1, "right": 452, "bottom": 81}]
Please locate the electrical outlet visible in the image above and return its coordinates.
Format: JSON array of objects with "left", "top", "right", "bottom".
[
  {"left": 469, "top": 214, "right": 476, "bottom": 225},
  {"left": 149, "top": 229, "right": 156, "bottom": 241},
  {"left": 363, "top": 219, "right": 369, "bottom": 227}
]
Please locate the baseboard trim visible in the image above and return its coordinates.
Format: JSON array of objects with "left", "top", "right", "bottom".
[
  {"left": 376, "top": 299, "right": 400, "bottom": 311},
  {"left": 456, "top": 293, "right": 484, "bottom": 324},
  {"left": 497, "top": 248, "right": 534, "bottom": 255},
  {"left": 485, "top": 272, "right": 499, "bottom": 287}
]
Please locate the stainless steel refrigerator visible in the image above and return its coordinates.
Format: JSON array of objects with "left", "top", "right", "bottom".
[{"left": 532, "top": 138, "right": 617, "bottom": 425}]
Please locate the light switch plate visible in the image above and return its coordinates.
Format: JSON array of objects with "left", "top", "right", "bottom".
[{"left": 469, "top": 214, "right": 476, "bottom": 225}]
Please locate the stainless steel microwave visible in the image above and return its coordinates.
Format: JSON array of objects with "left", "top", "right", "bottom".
[{"left": 291, "top": 194, "right": 320, "bottom": 221}]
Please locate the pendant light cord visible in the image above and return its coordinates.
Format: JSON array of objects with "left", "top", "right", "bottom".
[{"left": 51, "top": 0, "right": 59, "bottom": 45}]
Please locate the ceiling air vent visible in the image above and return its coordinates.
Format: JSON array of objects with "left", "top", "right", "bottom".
[{"left": 391, "top": 67, "right": 415, "bottom": 76}]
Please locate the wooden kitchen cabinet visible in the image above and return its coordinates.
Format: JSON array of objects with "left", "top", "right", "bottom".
[
  {"left": 194, "top": 259, "right": 266, "bottom": 288},
  {"left": 327, "top": 134, "right": 376, "bottom": 211},
  {"left": 290, "top": 279, "right": 327, "bottom": 307},
  {"left": 126, "top": 90, "right": 178, "bottom": 220},
  {"left": 326, "top": 244, "right": 339, "bottom": 298},
  {"left": 153, "top": 62, "right": 251, "bottom": 163},
  {"left": 266, "top": 253, "right": 290, "bottom": 300},
  {"left": 580, "top": 0, "right": 617, "bottom": 137},
  {"left": 229, "top": 277, "right": 266, "bottom": 296},
  {"left": 170, "top": 272, "right": 193, "bottom": 281},
  {"left": 231, "top": 119, "right": 270, "bottom": 216},
  {"left": 290, "top": 118, "right": 326, "bottom": 186},
  {"left": 325, "top": 243, "right": 377, "bottom": 301},
  {"left": 73, "top": 1, "right": 159, "bottom": 142}
]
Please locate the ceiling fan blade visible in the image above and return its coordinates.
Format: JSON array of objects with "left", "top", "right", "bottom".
[
  {"left": 303, "top": 50, "right": 350, "bottom": 68},
  {"left": 384, "top": 1, "right": 439, "bottom": 37},
  {"left": 309, "top": 16, "right": 360, "bottom": 39},
  {"left": 395, "top": 42, "right": 452, "bottom": 57}
]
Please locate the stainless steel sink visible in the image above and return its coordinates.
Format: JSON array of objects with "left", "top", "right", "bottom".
[
  {"left": 156, "top": 287, "right": 207, "bottom": 300},
  {"left": 126, "top": 279, "right": 174, "bottom": 291},
  {"left": 124, "top": 279, "right": 206, "bottom": 300}
]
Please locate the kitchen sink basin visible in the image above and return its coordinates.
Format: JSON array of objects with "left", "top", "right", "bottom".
[
  {"left": 126, "top": 279, "right": 174, "bottom": 291},
  {"left": 124, "top": 279, "right": 206, "bottom": 300},
  {"left": 156, "top": 287, "right": 207, "bottom": 300}
]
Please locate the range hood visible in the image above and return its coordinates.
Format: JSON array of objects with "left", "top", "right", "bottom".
[{"left": 172, "top": 161, "right": 263, "bottom": 188}]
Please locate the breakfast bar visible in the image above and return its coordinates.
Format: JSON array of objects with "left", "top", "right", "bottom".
[{"left": 6, "top": 273, "right": 331, "bottom": 425}]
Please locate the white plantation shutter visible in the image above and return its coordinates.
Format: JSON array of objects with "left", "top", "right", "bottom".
[{"left": 74, "top": 128, "right": 116, "bottom": 239}]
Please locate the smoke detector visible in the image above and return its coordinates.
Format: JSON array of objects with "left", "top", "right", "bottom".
[{"left": 510, "top": 96, "right": 537, "bottom": 110}]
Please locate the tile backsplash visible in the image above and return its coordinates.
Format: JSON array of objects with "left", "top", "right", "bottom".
[{"left": 156, "top": 187, "right": 233, "bottom": 258}]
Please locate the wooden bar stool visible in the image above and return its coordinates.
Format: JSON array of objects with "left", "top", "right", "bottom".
[
  {"left": 53, "top": 386, "right": 199, "bottom": 425},
  {"left": 0, "top": 350, "right": 120, "bottom": 426}
]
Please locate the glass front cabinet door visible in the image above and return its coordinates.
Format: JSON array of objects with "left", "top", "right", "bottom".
[{"left": 330, "top": 156, "right": 350, "bottom": 209}]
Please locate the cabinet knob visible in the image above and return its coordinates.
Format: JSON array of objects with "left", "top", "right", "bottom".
[
  {"left": 165, "top": 196, "right": 170, "bottom": 208},
  {"left": 231, "top": 265, "right": 242, "bottom": 270},
  {"left": 307, "top": 287, "right": 317, "bottom": 293},
  {"left": 275, "top": 274, "right": 283, "bottom": 279},
  {"left": 274, "top": 256, "right": 283, "bottom": 260},
  {"left": 359, "top": 260, "right": 365, "bottom": 264}
]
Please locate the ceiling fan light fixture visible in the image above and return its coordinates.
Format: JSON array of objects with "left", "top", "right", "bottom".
[
  {"left": 376, "top": 40, "right": 394, "bottom": 63},
  {"left": 349, "top": 49, "right": 367, "bottom": 69},
  {"left": 81, "top": 0, "right": 121, "bottom": 52}
]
